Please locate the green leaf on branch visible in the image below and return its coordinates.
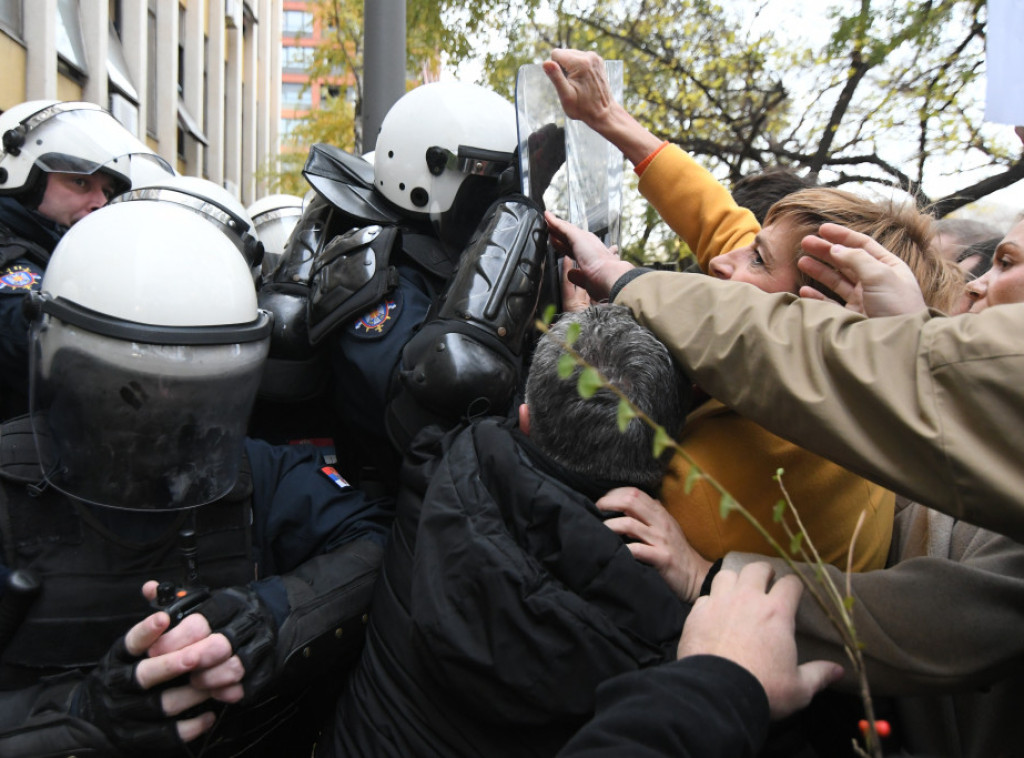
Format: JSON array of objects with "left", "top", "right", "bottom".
[
  {"left": 789, "top": 532, "right": 804, "bottom": 555},
  {"left": 565, "top": 321, "right": 581, "bottom": 346},
  {"left": 616, "top": 399, "right": 636, "bottom": 432},
  {"left": 719, "top": 494, "right": 737, "bottom": 519},
  {"left": 577, "top": 367, "right": 602, "bottom": 398},
  {"left": 557, "top": 353, "right": 576, "bottom": 380},
  {"left": 684, "top": 466, "right": 701, "bottom": 494},
  {"left": 652, "top": 426, "right": 672, "bottom": 458},
  {"left": 843, "top": 595, "right": 856, "bottom": 612},
  {"left": 772, "top": 500, "right": 786, "bottom": 523},
  {"left": 541, "top": 303, "right": 556, "bottom": 326}
]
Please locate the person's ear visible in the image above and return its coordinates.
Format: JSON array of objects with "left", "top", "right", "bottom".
[{"left": 518, "top": 403, "right": 530, "bottom": 435}]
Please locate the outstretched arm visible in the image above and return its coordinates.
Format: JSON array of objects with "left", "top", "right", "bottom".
[
  {"left": 558, "top": 563, "right": 841, "bottom": 758},
  {"left": 544, "top": 48, "right": 759, "bottom": 269}
]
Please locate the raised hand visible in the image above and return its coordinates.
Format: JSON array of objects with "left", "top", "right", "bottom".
[
  {"left": 543, "top": 48, "right": 663, "bottom": 165},
  {"left": 543, "top": 49, "right": 618, "bottom": 130},
  {"left": 798, "top": 223, "right": 927, "bottom": 317}
]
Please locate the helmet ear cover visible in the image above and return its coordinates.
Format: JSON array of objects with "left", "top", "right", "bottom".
[
  {"left": 2, "top": 125, "right": 26, "bottom": 156},
  {"left": 425, "top": 147, "right": 448, "bottom": 177}
]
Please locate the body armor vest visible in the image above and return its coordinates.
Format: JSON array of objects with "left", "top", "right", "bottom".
[
  {"left": 0, "top": 417, "right": 255, "bottom": 689},
  {"left": 0, "top": 221, "right": 52, "bottom": 270}
]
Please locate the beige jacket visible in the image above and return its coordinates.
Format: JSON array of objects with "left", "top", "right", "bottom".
[
  {"left": 615, "top": 270, "right": 1024, "bottom": 758},
  {"left": 616, "top": 270, "right": 1024, "bottom": 542}
]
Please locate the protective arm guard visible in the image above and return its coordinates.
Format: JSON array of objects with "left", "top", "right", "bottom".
[
  {"left": 386, "top": 196, "right": 549, "bottom": 450},
  {"left": 270, "top": 538, "right": 384, "bottom": 692},
  {"left": 256, "top": 196, "right": 333, "bottom": 403}
]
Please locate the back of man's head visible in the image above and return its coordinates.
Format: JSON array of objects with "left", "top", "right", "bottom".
[
  {"left": 731, "top": 167, "right": 815, "bottom": 225},
  {"left": 525, "top": 304, "right": 686, "bottom": 493}
]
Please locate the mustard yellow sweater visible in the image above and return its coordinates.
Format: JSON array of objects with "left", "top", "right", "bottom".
[{"left": 636, "top": 144, "right": 893, "bottom": 571}]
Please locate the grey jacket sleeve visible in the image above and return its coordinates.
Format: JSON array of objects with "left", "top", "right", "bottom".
[
  {"left": 721, "top": 504, "right": 1024, "bottom": 696},
  {"left": 616, "top": 271, "right": 1024, "bottom": 543}
]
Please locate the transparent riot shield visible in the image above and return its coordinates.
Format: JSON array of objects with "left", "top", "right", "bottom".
[{"left": 515, "top": 61, "right": 624, "bottom": 249}]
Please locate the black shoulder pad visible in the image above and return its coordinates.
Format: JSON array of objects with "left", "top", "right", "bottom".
[
  {"left": 307, "top": 225, "right": 401, "bottom": 345},
  {"left": 303, "top": 143, "right": 402, "bottom": 226}
]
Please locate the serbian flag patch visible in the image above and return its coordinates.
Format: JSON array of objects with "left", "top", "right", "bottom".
[{"left": 320, "top": 466, "right": 351, "bottom": 489}]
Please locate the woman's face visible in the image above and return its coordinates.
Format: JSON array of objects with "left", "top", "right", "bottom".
[
  {"left": 966, "top": 220, "right": 1024, "bottom": 313},
  {"left": 707, "top": 218, "right": 801, "bottom": 294}
]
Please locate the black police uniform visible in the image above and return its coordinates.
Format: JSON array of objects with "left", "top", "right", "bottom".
[
  {"left": 0, "top": 195, "right": 63, "bottom": 421},
  {"left": 251, "top": 145, "right": 553, "bottom": 493},
  {"left": 0, "top": 426, "right": 392, "bottom": 757}
]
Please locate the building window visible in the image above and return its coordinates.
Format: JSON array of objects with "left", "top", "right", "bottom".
[
  {"left": 280, "top": 117, "right": 301, "bottom": 140},
  {"left": 0, "top": 0, "right": 22, "bottom": 38},
  {"left": 177, "top": 4, "right": 185, "bottom": 96},
  {"left": 108, "top": 0, "right": 122, "bottom": 35},
  {"left": 109, "top": 92, "right": 139, "bottom": 135},
  {"left": 282, "top": 82, "right": 312, "bottom": 109},
  {"left": 282, "top": 45, "right": 314, "bottom": 74},
  {"left": 282, "top": 10, "right": 312, "bottom": 38},
  {"left": 57, "top": 0, "right": 89, "bottom": 76},
  {"left": 108, "top": 23, "right": 139, "bottom": 102}
]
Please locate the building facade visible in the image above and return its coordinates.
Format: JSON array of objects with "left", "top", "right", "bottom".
[
  {"left": 280, "top": 1, "right": 359, "bottom": 151},
  {"left": 0, "top": 0, "right": 283, "bottom": 204}
]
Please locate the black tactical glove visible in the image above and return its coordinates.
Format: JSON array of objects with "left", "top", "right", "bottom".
[
  {"left": 74, "top": 634, "right": 187, "bottom": 756},
  {"left": 191, "top": 586, "right": 278, "bottom": 703}
]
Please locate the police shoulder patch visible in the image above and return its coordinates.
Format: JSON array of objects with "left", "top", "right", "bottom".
[
  {"left": 0, "top": 263, "right": 43, "bottom": 294},
  {"left": 350, "top": 290, "right": 402, "bottom": 339}
]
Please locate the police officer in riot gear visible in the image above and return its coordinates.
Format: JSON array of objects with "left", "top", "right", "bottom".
[
  {"left": 247, "top": 193, "right": 305, "bottom": 281},
  {"left": 0, "top": 99, "right": 173, "bottom": 420},
  {"left": 253, "top": 82, "right": 554, "bottom": 485},
  {"left": 0, "top": 199, "right": 391, "bottom": 757}
]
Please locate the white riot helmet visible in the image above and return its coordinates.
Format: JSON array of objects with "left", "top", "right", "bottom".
[
  {"left": 27, "top": 200, "right": 272, "bottom": 511},
  {"left": 0, "top": 100, "right": 173, "bottom": 203},
  {"left": 112, "top": 174, "right": 264, "bottom": 269},
  {"left": 247, "top": 193, "right": 304, "bottom": 277},
  {"left": 373, "top": 82, "right": 517, "bottom": 243}
]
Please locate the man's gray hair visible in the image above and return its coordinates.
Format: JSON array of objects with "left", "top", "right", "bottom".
[{"left": 525, "top": 304, "right": 686, "bottom": 493}]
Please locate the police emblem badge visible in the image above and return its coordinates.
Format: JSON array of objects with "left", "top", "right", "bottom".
[
  {"left": 0, "top": 264, "right": 42, "bottom": 292},
  {"left": 351, "top": 292, "right": 401, "bottom": 338}
]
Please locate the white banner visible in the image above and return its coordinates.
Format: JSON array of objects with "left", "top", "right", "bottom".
[{"left": 985, "top": 0, "right": 1024, "bottom": 125}]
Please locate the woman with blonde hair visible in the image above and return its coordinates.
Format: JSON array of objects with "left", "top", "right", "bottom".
[{"left": 544, "top": 48, "right": 963, "bottom": 574}]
